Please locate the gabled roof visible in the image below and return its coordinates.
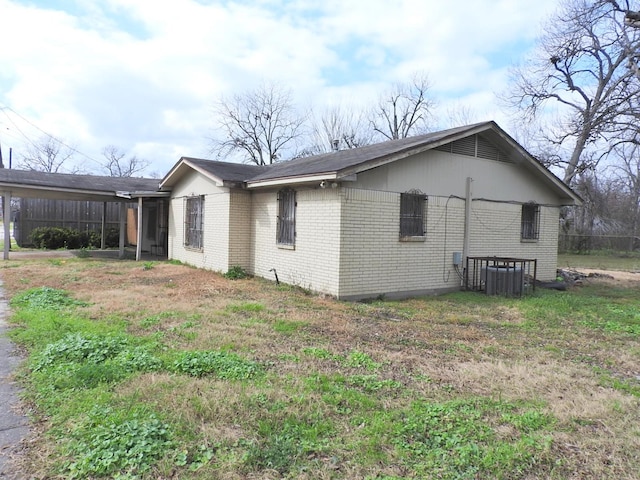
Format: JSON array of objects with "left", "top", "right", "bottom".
[
  {"left": 160, "top": 121, "right": 581, "bottom": 205},
  {"left": 248, "top": 122, "right": 492, "bottom": 184},
  {"left": 0, "top": 169, "right": 164, "bottom": 201},
  {"left": 160, "top": 157, "right": 267, "bottom": 189}
]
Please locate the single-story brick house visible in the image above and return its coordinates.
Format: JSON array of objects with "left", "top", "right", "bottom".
[{"left": 159, "top": 121, "right": 581, "bottom": 300}]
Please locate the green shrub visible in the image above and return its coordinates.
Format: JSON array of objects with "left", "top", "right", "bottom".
[
  {"left": 104, "top": 227, "right": 120, "bottom": 248},
  {"left": 30, "top": 227, "right": 102, "bottom": 250}
]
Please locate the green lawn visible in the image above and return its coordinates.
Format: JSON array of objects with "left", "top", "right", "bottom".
[
  {"left": 0, "top": 221, "right": 19, "bottom": 251},
  {"left": 558, "top": 251, "right": 640, "bottom": 271},
  {"left": 3, "top": 258, "right": 640, "bottom": 479}
]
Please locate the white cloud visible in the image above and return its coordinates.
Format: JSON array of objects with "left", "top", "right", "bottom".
[{"left": 0, "top": 0, "right": 560, "bottom": 175}]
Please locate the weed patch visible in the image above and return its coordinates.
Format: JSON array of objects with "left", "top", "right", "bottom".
[
  {"left": 393, "top": 398, "right": 553, "bottom": 479},
  {"left": 171, "top": 350, "right": 262, "bottom": 379},
  {"left": 10, "top": 286, "right": 87, "bottom": 310},
  {"left": 244, "top": 416, "right": 333, "bottom": 474},
  {"left": 223, "top": 265, "right": 249, "bottom": 280},
  {"left": 65, "top": 407, "right": 173, "bottom": 479}
]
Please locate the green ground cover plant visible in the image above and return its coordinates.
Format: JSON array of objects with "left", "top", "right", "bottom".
[{"left": 3, "top": 257, "right": 640, "bottom": 479}]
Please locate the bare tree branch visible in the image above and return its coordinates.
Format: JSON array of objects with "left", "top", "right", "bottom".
[
  {"left": 505, "top": 0, "right": 640, "bottom": 185},
  {"left": 370, "top": 72, "right": 436, "bottom": 141},
  {"left": 210, "top": 82, "right": 306, "bottom": 165},
  {"left": 300, "top": 105, "right": 375, "bottom": 156},
  {"left": 17, "top": 136, "right": 76, "bottom": 173},
  {"left": 101, "top": 145, "right": 150, "bottom": 177}
]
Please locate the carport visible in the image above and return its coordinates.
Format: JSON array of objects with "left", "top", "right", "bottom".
[{"left": 0, "top": 169, "right": 170, "bottom": 261}]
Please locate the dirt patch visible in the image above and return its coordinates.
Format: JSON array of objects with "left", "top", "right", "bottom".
[{"left": 575, "top": 268, "right": 640, "bottom": 287}]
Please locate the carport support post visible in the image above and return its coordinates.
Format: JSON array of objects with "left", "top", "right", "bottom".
[
  {"left": 136, "top": 197, "right": 143, "bottom": 261},
  {"left": 100, "top": 202, "right": 107, "bottom": 250},
  {"left": 2, "top": 192, "right": 10, "bottom": 260},
  {"left": 119, "top": 201, "right": 126, "bottom": 259}
]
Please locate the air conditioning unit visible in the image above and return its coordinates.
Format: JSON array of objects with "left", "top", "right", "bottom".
[{"left": 482, "top": 266, "right": 524, "bottom": 296}]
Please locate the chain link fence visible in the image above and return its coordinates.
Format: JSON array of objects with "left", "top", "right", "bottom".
[{"left": 559, "top": 234, "right": 640, "bottom": 253}]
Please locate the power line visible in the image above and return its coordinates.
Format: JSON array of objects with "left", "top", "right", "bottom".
[{"left": 0, "top": 105, "right": 102, "bottom": 167}]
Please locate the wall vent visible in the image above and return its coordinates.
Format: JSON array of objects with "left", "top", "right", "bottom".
[{"left": 435, "top": 135, "right": 510, "bottom": 163}]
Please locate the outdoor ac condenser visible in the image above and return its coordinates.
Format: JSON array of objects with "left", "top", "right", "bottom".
[{"left": 482, "top": 266, "right": 524, "bottom": 296}]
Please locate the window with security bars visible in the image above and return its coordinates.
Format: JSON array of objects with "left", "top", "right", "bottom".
[
  {"left": 184, "top": 196, "right": 204, "bottom": 249},
  {"left": 521, "top": 203, "right": 540, "bottom": 240},
  {"left": 277, "top": 188, "right": 296, "bottom": 245},
  {"left": 400, "top": 190, "right": 427, "bottom": 237}
]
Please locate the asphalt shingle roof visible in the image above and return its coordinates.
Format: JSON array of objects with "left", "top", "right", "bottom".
[
  {"left": 181, "top": 158, "right": 268, "bottom": 182},
  {"left": 247, "top": 122, "right": 489, "bottom": 182},
  {"left": 0, "top": 169, "right": 160, "bottom": 194}
]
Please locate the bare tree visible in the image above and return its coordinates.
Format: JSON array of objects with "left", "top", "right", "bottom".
[
  {"left": 101, "top": 145, "right": 149, "bottom": 177},
  {"left": 18, "top": 136, "right": 75, "bottom": 173},
  {"left": 506, "top": 0, "right": 640, "bottom": 186},
  {"left": 370, "top": 72, "right": 436, "bottom": 141},
  {"left": 302, "top": 106, "right": 375, "bottom": 156},
  {"left": 610, "top": 140, "right": 640, "bottom": 245},
  {"left": 211, "top": 82, "right": 306, "bottom": 165},
  {"left": 442, "top": 103, "right": 482, "bottom": 129},
  {"left": 611, "top": 1, "right": 640, "bottom": 78}
]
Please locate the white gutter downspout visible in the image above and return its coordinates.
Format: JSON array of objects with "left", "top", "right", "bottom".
[{"left": 462, "top": 177, "right": 473, "bottom": 276}]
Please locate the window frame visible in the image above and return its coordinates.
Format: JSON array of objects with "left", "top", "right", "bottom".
[
  {"left": 184, "top": 195, "right": 204, "bottom": 250},
  {"left": 399, "top": 190, "right": 427, "bottom": 240},
  {"left": 521, "top": 203, "right": 540, "bottom": 241},
  {"left": 277, "top": 188, "right": 296, "bottom": 247}
]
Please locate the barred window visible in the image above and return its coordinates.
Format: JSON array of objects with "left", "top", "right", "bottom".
[
  {"left": 400, "top": 190, "right": 427, "bottom": 237},
  {"left": 184, "top": 195, "right": 204, "bottom": 249},
  {"left": 277, "top": 188, "right": 296, "bottom": 245},
  {"left": 521, "top": 203, "right": 540, "bottom": 240}
]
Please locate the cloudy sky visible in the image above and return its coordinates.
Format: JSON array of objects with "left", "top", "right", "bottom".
[{"left": 0, "top": 0, "right": 559, "bottom": 177}]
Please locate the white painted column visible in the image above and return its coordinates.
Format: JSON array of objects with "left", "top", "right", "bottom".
[{"left": 101, "top": 202, "right": 107, "bottom": 250}]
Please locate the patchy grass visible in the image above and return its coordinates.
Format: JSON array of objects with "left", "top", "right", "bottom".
[
  {"left": 558, "top": 251, "right": 640, "bottom": 271},
  {"left": 3, "top": 258, "right": 640, "bottom": 479}
]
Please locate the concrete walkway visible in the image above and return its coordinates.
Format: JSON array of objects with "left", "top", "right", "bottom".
[{"left": 0, "top": 280, "right": 29, "bottom": 479}]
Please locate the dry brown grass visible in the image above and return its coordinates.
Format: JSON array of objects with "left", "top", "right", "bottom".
[{"left": 2, "top": 257, "right": 640, "bottom": 479}]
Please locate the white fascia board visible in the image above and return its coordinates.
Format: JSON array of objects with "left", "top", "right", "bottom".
[
  {"left": 246, "top": 173, "right": 340, "bottom": 188},
  {"left": 490, "top": 128, "right": 582, "bottom": 205},
  {"left": 5, "top": 183, "right": 115, "bottom": 198},
  {"left": 160, "top": 159, "right": 223, "bottom": 189}
]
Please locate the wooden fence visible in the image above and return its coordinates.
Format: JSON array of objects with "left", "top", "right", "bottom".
[{"left": 13, "top": 198, "right": 130, "bottom": 247}]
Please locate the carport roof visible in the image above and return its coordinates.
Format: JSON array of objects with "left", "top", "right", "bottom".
[{"left": 0, "top": 169, "right": 166, "bottom": 201}]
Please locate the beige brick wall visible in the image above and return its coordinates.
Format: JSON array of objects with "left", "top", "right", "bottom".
[
  {"left": 336, "top": 189, "right": 560, "bottom": 299},
  {"left": 251, "top": 187, "right": 342, "bottom": 295},
  {"left": 228, "top": 190, "right": 252, "bottom": 270},
  {"left": 468, "top": 200, "right": 560, "bottom": 280},
  {"left": 167, "top": 170, "right": 232, "bottom": 271},
  {"left": 166, "top": 156, "right": 563, "bottom": 298},
  {"left": 338, "top": 189, "right": 466, "bottom": 299}
]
